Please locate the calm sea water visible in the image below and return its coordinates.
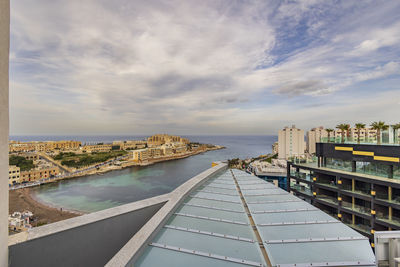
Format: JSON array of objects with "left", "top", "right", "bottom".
[{"left": 11, "top": 135, "right": 277, "bottom": 213}]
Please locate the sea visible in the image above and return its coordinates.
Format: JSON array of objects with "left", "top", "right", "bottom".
[{"left": 10, "top": 135, "right": 277, "bottom": 213}]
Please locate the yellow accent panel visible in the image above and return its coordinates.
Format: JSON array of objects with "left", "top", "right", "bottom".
[
  {"left": 335, "top": 146, "right": 353, "bottom": 151},
  {"left": 373, "top": 156, "right": 400, "bottom": 163},
  {"left": 353, "top": 150, "right": 374, "bottom": 156},
  {"left": 212, "top": 162, "right": 219, "bottom": 167}
]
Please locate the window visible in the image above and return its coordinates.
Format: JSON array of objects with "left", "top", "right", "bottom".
[
  {"left": 356, "top": 161, "right": 390, "bottom": 178},
  {"left": 394, "top": 165, "right": 400, "bottom": 179},
  {"left": 325, "top": 158, "right": 352, "bottom": 172}
]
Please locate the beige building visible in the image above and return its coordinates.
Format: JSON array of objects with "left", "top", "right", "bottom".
[
  {"left": 82, "top": 144, "right": 112, "bottom": 153},
  {"left": 9, "top": 165, "right": 20, "bottom": 186},
  {"left": 131, "top": 149, "right": 150, "bottom": 162},
  {"left": 332, "top": 127, "right": 377, "bottom": 142},
  {"left": 20, "top": 166, "right": 60, "bottom": 183},
  {"left": 149, "top": 148, "right": 162, "bottom": 158},
  {"left": 9, "top": 140, "right": 81, "bottom": 152},
  {"left": 307, "top": 126, "right": 328, "bottom": 154},
  {"left": 174, "top": 144, "right": 187, "bottom": 154},
  {"left": 278, "top": 125, "right": 305, "bottom": 159},
  {"left": 113, "top": 140, "right": 147, "bottom": 150},
  {"left": 18, "top": 153, "right": 39, "bottom": 161},
  {"left": 160, "top": 144, "right": 173, "bottom": 156},
  {"left": 147, "top": 134, "right": 189, "bottom": 147},
  {"left": 272, "top": 142, "right": 278, "bottom": 155}
]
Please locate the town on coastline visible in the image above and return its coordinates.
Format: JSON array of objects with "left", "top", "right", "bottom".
[{"left": 8, "top": 134, "right": 223, "bottom": 232}]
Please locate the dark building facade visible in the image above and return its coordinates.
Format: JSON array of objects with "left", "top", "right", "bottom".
[{"left": 287, "top": 142, "right": 400, "bottom": 246}]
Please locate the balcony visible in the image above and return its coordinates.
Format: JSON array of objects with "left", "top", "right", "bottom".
[
  {"left": 291, "top": 184, "right": 313, "bottom": 196},
  {"left": 315, "top": 181, "right": 338, "bottom": 191},
  {"left": 316, "top": 194, "right": 339, "bottom": 206},
  {"left": 291, "top": 172, "right": 312, "bottom": 183},
  {"left": 375, "top": 213, "right": 400, "bottom": 228},
  {"left": 341, "top": 201, "right": 371, "bottom": 217},
  {"left": 341, "top": 185, "right": 371, "bottom": 199}
]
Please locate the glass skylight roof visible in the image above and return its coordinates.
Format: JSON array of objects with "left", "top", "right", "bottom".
[{"left": 134, "top": 169, "right": 376, "bottom": 267}]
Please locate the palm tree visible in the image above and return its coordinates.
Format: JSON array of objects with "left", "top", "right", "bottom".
[
  {"left": 336, "top": 124, "right": 350, "bottom": 143},
  {"left": 370, "top": 121, "right": 389, "bottom": 145},
  {"left": 326, "top": 129, "right": 334, "bottom": 143},
  {"left": 393, "top": 123, "right": 400, "bottom": 144},
  {"left": 355, "top": 123, "right": 366, "bottom": 144}
]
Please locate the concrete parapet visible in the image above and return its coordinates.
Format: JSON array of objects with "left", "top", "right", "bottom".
[{"left": 8, "top": 194, "right": 169, "bottom": 267}]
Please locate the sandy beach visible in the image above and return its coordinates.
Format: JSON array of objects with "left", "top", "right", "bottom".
[{"left": 9, "top": 188, "right": 81, "bottom": 226}]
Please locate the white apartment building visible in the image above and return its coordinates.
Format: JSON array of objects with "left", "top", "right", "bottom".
[
  {"left": 278, "top": 125, "right": 305, "bottom": 159},
  {"left": 307, "top": 126, "right": 328, "bottom": 154}
]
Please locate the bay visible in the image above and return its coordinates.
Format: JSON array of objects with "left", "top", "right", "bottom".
[{"left": 11, "top": 135, "right": 277, "bottom": 213}]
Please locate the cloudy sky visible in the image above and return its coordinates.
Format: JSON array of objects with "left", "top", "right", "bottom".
[{"left": 9, "top": 0, "right": 400, "bottom": 135}]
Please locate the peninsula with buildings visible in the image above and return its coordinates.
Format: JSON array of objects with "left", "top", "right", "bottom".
[{"left": 8, "top": 134, "right": 223, "bottom": 189}]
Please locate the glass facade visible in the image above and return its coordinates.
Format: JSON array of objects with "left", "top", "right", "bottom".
[
  {"left": 325, "top": 158, "right": 352, "bottom": 172},
  {"left": 394, "top": 165, "right": 400, "bottom": 179},
  {"left": 356, "top": 161, "right": 390, "bottom": 178}
]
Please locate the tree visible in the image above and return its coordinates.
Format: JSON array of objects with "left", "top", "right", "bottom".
[
  {"left": 370, "top": 121, "right": 389, "bottom": 145},
  {"left": 326, "top": 129, "right": 334, "bottom": 143},
  {"left": 336, "top": 124, "right": 350, "bottom": 143},
  {"left": 355, "top": 123, "right": 366, "bottom": 144},
  {"left": 392, "top": 123, "right": 400, "bottom": 144}
]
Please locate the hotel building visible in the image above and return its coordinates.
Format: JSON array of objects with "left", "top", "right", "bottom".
[
  {"left": 288, "top": 141, "right": 400, "bottom": 243},
  {"left": 278, "top": 125, "right": 305, "bottom": 159},
  {"left": 306, "top": 126, "right": 328, "bottom": 154},
  {"left": 131, "top": 149, "right": 150, "bottom": 162},
  {"left": 20, "top": 166, "right": 60, "bottom": 183}
]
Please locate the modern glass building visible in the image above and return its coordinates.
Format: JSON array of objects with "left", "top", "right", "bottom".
[{"left": 288, "top": 142, "right": 400, "bottom": 245}]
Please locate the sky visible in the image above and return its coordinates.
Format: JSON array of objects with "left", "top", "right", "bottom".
[{"left": 9, "top": 0, "right": 400, "bottom": 135}]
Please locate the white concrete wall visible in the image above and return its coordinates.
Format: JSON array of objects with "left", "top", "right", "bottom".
[{"left": 0, "top": 0, "right": 9, "bottom": 266}]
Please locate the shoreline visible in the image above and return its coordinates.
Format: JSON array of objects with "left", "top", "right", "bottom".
[
  {"left": 13, "top": 146, "right": 225, "bottom": 188},
  {"left": 10, "top": 146, "right": 224, "bottom": 227},
  {"left": 9, "top": 188, "right": 81, "bottom": 227}
]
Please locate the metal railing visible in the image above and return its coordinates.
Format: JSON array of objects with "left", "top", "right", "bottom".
[{"left": 320, "top": 136, "right": 400, "bottom": 146}]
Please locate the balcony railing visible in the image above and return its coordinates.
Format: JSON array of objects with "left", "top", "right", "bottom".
[
  {"left": 376, "top": 212, "right": 400, "bottom": 227},
  {"left": 317, "top": 194, "right": 339, "bottom": 205},
  {"left": 320, "top": 136, "right": 400, "bottom": 146},
  {"left": 291, "top": 172, "right": 311, "bottom": 182},
  {"left": 341, "top": 185, "right": 371, "bottom": 198},
  {"left": 291, "top": 184, "right": 313, "bottom": 196},
  {"left": 342, "top": 201, "right": 371, "bottom": 216}
]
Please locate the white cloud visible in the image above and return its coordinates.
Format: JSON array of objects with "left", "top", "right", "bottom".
[{"left": 9, "top": 0, "right": 400, "bottom": 135}]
